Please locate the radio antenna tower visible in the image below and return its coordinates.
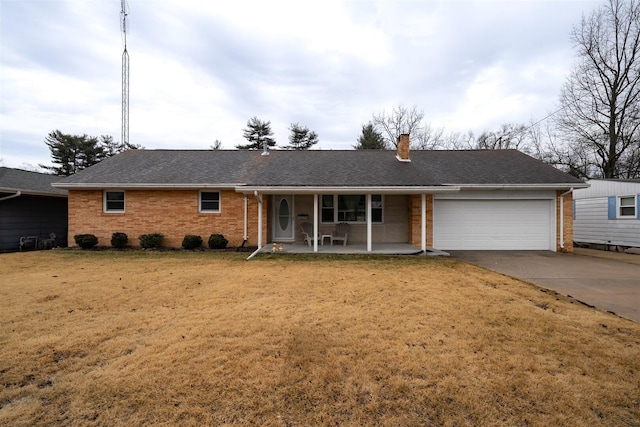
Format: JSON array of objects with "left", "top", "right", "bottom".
[{"left": 121, "top": 0, "right": 129, "bottom": 147}]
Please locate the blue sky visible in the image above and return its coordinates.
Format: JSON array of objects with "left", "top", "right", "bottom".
[{"left": 0, "top": 0, "right": 600, "bottom": 169}]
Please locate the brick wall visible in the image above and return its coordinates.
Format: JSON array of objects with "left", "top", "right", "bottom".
[
  {"left": 557, "top": 190, "right": 574, "bottom": 253},
  {"left": 68, "top": 189, "right": 268, "bottom": 248},
  {"left": 408, "top": 194, "right": 433, "bottom": 247}
]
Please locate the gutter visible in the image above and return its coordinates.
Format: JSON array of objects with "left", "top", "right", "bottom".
[
  {"left": 239, "top": 186, "right": 461, "bottom": 195},
  {"left": 559, "top": 188, "right": 574, "bottom": 249},
  {"left": 0, "top": 191, "right": 21, "bottom": 202},
  {"left": 51, "top": 183, "right": 244, "bottom": 190},
  {"left": 246, "top": 191, "right": 263, "bottom": 260}
]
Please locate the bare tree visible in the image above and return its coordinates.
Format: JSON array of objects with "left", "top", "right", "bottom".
[
  {"left": 474, "top": 123, "right": 534, "bottom": 154},
  {"left": 372, "top": 105, "right": 424, "bottom": 148},
  {"left": 554, "top": 0, "right": 640, "bottom": 178},
  {"left": 413, "top": 123, "right": 445, "bottom": 150}
]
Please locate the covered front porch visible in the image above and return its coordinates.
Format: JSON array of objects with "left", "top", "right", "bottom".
[{"left": 258, "top": 242, "right": 449, "bottom": 256}]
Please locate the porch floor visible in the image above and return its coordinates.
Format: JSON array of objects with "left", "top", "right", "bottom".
[{"left": 259, "top": 242, "right": 449, "bottom": 256}]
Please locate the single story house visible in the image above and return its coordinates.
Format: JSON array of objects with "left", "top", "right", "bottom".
[
  {"left": 0, "top": 167, "right": 68, "bottom": 251},
  {"left": 573, "top": 179, "right": 640, "bottom": 249},
  {"left": 52, "top": 136, "right": 587, "bottom": 253}
]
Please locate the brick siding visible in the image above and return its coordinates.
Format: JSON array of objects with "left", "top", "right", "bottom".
[
  {"left": 68, "top": 189, "right": 267, "bottom": 248},
  {"left": 408, "top": 194, "right": 433, "bottom": 247},
  {"left": 557, "top": 190, "right": 574, "bottom": 253}
]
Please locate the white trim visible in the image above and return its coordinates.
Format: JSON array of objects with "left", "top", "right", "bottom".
[
  {"left": 53, "top": 183, "right": 242, "bottom": 190},
  {"left": 421, "top": 193, "right": 426, "bottom": 252},
  {"left": 366, "top": 194, "right": 372, "bottom": 252},
  {"left": 199, "top": 190, "right": 221, "bottom": 213},
  {"left": 313, "top": 194, "right": 319, "bottom": 252},
  {"left": 617, "top": 195, "right": 637, "bottom": 218},
  {"left": 103, "top": 190, "right": 125, "bottom": 213},
  {"left": 240, "top": 186, "right": 461, "bottom": 195}
]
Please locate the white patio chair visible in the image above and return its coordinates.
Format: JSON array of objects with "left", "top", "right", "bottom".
[{"left": 330, "top": 223, "right": 350, "bottom": 246}]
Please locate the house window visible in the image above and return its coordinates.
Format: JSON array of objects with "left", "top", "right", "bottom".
[
  {"left": 321, "top": 194, "right": 383, "bottom": 223},
  {"left": 200, "top": 191, "right": 220, "bottom": 213},
  {"left": 321, "top": 195, "right": 334, "bottom": 222},
  {"left": 619, "top": 196, "right": 636, "bottom": 218},
  {"left": 104, "top": 191, "right": 125, "bottom": 212}
]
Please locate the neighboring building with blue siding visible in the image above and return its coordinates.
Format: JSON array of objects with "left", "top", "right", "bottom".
[
  {"left": 573, "top": 179, "right": 640, "bottom": 248},
  {"left": 0, "top": 167, "right": 68, "bottom": 251}
]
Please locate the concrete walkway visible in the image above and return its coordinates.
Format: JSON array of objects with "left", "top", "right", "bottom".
[{"left": 449, "top": 249, "right": 640, "bottom": 323}]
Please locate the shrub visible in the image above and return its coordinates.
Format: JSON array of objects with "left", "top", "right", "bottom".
[
  {"left": 139, "top": 233, "right": 164, "bottom": 249},
  {"left": 74, "top": 234, "right": 98, "bottom": 250},
  {"left": 111, "top": 232, "right": 128, "bottom": 249},
  {"left": 182, "top": 235, "right": 203, "bottom": 250},
  {"left": 208, "top": 233, "right": 228, "bottom": 249}
]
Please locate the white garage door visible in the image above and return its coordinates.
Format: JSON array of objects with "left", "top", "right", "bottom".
[{"left": 433, "top": 199, "right": 554, "bottom": 250}]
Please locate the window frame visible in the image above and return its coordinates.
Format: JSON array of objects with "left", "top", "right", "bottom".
[
  {"left": 320, "top": 194, "right": 384, "bottom": 224},
  {"left": 618, "top": 195, "right": 637, "bottom": 218},
  {"left": 103, "top": 190, "right": 125, "bottom": 213},
  {"left": 199, "top": 190, "right": 221, "bottom": 213}
]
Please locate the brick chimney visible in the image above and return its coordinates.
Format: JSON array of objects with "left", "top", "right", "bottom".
[{"left": 396, "top": 133, "right": 410, "bottom": 162}]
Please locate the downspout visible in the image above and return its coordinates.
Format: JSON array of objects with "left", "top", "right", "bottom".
[
  {"left": 0, "top": 191, "right": 21, "bottom": 202},
  {"left": 559, "top": 188, "right": 573, "bottom": 249},
  {"left": 421, "top": 194, "right": 426, "bottom": 252},
  {"left": 243, "top": 195, "right": 248, "bottom": 242},
  {"left": 366, "top": 194, "right": 372, "bottom": 252},
  {"left": 246, "top": 191, "right": 263, "bottom": 260}
]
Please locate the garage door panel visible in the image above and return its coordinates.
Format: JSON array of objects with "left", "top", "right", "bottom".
[{"left": 433, "top": 200, "right": 553, "bottom": 250}]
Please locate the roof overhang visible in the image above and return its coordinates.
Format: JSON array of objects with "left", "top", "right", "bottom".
[
  {"left": 452, "top": 183, "right": 590, "bottom": 191},
  {"left": 238, "top": 185, "right": 461, "bottom": 195},
  {"left": 51, "top": 183, "right": 241, "bottom": 190},
  {"left": 0, "top": 187, "right": 67, "bottom": 198}
]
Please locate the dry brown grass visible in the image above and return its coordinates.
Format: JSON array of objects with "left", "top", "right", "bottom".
[{"left": 0, "top": 250, "right": 638, "bottom": 426}]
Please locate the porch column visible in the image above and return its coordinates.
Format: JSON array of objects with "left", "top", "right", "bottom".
[
  {"left": 313, "top": 193, "right": 319, "bottom": 252},
  {"left": 255, "top": 191, "right": 263, "bottom": 248},
  {"left": 421, "top": 193, "right": 427, "bottom": 252},
  {"left": 366, "top": 193, "right": 372, "bottom": 252}
]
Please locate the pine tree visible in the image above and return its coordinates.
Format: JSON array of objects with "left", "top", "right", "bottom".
[
  {"left": 283, "top": 123, "right": 318, "bottom": 150},
  {"left": 236, "top": 117, "right": 276, "bottom": 150},
  {"left": 354, "top": 123, "right": 387, "bottom": 149}
]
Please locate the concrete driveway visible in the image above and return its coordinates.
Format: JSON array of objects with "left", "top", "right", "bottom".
[{"left": 449, "top": 249, "right": 640, "bottom": 323}]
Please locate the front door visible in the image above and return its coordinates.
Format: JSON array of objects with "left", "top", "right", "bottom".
[{"left": 273, "top": 195, "right": 294, "bottom": 241}]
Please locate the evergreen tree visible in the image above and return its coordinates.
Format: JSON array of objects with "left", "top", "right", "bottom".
[
  {"left": 40, "top": 130, "right": 141, "bottom": 176},
  {"left": 354, "top": 123, "right": 387, "bottom": 149},
  {"left": 236, "top": 117, "right": 276, "bottom": 150},
  {"left": 283, "top": 123, "right": 318, "bottom": 150}
]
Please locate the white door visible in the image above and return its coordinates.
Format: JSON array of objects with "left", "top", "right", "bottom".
[
  {"left": 273, "top": 195, "right": 295, "bottom": 241},
  {"left": 433, "top": 199, "right": 554, "bottom": 250}
]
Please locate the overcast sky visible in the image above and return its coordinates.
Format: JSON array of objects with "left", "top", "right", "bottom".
[{"left": 1, "top": 0, "right": 600, "bottom": 169}]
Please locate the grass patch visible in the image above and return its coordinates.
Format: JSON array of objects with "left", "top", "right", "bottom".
[{"left": 1, "top": 251, "right": 639, "bottom": 426}]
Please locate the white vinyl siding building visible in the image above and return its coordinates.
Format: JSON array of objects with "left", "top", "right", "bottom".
[{"left": 574, "top": 180, "right": 640, "bottom": 248}]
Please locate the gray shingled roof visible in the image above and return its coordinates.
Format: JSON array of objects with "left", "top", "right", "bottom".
[
  {"left": 54, "top": 149, "right": 585, "bottom": 188},
  {"left": 0, "top": 167, "right": 67, "bottom": 196}
]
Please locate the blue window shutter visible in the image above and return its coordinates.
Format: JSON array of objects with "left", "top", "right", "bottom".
[
  {"left": 637, "top": 195, "right": 640, "bottom": 219},
  {"left": 608, "top": 196, "right": 616, "bottom": 219}
]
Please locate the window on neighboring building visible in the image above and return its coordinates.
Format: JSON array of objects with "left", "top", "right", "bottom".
[
  {"left": 104, "top": 191, "right": 125, "bottom": 212},
  {"left": 321, "top": 194, "right": 383, "bottom": 223},
  {"left": 200, "top": 191, "right": 220, "bottom": 213},
  {"left": 619, "top": 196, "right": 636, "bottom": 218}
]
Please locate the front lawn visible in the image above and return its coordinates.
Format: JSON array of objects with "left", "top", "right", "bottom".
[{"left": 0, "top": 251, "right": 638, "bottom": 426}]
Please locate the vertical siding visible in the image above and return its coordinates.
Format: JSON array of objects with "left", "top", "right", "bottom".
[
  {"left": 574, "top": 197, "right": 640, "bottom": 246},
  {"left": 0, "top": 195, "right": 68, "bottom": 251}
]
